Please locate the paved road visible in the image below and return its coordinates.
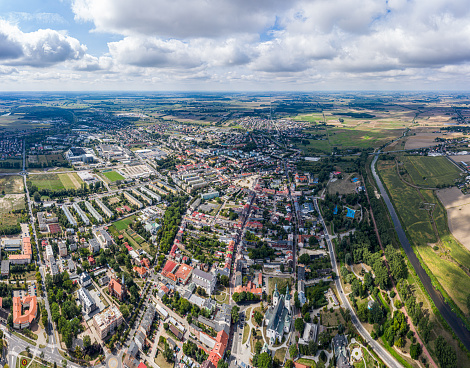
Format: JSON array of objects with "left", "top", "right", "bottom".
[
  {"left": 371, "top": 155, "right": 470, "bottom": 350},
  {"left": 314, "top": 199, "right": 403, "bottom": 368}
]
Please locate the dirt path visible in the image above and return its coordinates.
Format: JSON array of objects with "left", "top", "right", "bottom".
[{"left": 362, "top": 174, "right": 438, "bottom": 368}]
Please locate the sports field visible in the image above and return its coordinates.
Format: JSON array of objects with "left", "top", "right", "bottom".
[
  {"left": 102, "top": 170, "right": 125, "bottom": 182},
  {"left": 402, "top": 156, "right": 461, "bottom": 188},
  {"left": 29, "top": 172, "right": 83, "bottom": 191},
  {"left": 112, "top": 215, "right": 136, "bottom": 231}
]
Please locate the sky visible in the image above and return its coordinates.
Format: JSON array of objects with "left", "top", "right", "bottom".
[{"left": 1, "top": 0, "right": 470, "bottom": 91}]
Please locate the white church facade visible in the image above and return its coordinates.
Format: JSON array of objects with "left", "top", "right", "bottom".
[{"left": 265, "top": 283, "right": 292, "bottom": 345}]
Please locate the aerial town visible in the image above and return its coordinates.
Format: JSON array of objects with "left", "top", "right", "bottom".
[{"left": 0, "top": 93, "right": 469, "bottom": 368}]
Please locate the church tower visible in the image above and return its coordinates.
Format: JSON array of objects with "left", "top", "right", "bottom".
[
  {"left": 285, "top": 284, "right": 291, "bottom": 312},
  {"left": 273, "top": 283, "right": 280, "bottom": 306}
]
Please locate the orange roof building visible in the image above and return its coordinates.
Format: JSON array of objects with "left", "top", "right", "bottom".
[
  {"left": 108, "top": 277, "right": 127, "bottom": 301},
  {"left": 174, "top": 264, "right": 193, "bottom": 285},
  {"left": 206, "top": 329, "right": 229, "bottom": 367},
  {"left": 13, "top": 295, "right": 37, "bottom": 329},
  {"left": 9, "top": 237, "right": 32, "bottom": 265},
  {"left": 141, "top": 258, "right": 151, "bottom": 269},
  {"left": 133, "top": 266, "right": 148, "bottom": 278},
  {"left": 234, "top": 281, "right": 262, "bottom": 296}
]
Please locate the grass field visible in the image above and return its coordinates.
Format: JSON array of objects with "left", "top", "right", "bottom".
[
  {"left": 113, "top": 215, "right": 136, "bottom": 231},
  {"left": 29, "top": 174, "right": 64, "bottom": 191},
  {"left": 0, "top": 176, "right": 24, "bottom": 194},
  {"left": 379, "top": 161, "right": 437, "bottom": 245},
  {"left": 417, "top": 245, "right": 470, "bottom": 313},
  {"left": 267, "top": 277, "right": 293, "bottom": 295},
  {"left": 300, "top": 126, "right": 403, "bottom": 154},
  {"left": 102, "top": 170, "right": 125, "bottom": 182},
  {"left": 378, "top": 159, "right": 470, "bottom": 314},
  {"left": 58, "top": 172, "right": 83, "bottom": 189},
  {"left": 402, "top": 156, "right": 461, "bottom": 188},
  {"left": 155, "top": 350, "right": 174, "bottom": 368},
  {"left": 296, "top": 358, "right": 316, "bottom": 367}
]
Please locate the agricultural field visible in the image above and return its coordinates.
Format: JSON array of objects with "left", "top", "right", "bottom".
[
  {"left": 378, "top": 159, "right": 470, "bottom": 315},
  {"left": 27, "top": 153, "right": 67, "bottom": 168},
  {"left": 436, "top": 187, "right": 470, "bottom": 251},
  {"left": 29, "top": 172, "right": 83, "bottom": 191},
  {"left": 0, "top": 176, "right": 24, "bottom": 194},
  {"left": 57, "top": 172, "right": 83, "bottom": 189},
  {"left": 102, "top": 170, "right": 125, "bottom": 182},
  {"left": 0, "top": 114, "right": 51, "bottom": 130},
  {"left": 402, "top": 156, "right": 462, "bottom": 188},
  {"left": 299, "top": 125, "right": 404, "bottom": 154}
]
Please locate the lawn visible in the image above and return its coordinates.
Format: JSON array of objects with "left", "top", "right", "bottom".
[
  {"left": 113, "top": 215, "right": 136, "bottom": 231},
  {"left": 102, "top": 170, "right": 125, "bottom": 182},
  {"left": 242, "top": 324, "right": 250, "bottom": 344},
  {"left": 402, "top": 156, "right": 462, "bottom": 188},
  {"left": 155, "top": 350, "right": 174, "bottom": 368},
  {"left": 274, "top": 347, "right": 287, "bottom": 362},
  {"left": 268, "top": 277, "right": 293, "bottom": 295},
  {"left": 58, "top": 172, "right": 83, "bottom": 189},
  {"left": 0, "top": 175, "right": 24, "bottom": 194},
  {"left": 29, "top": 174, "right": 65, "bottom": 191},
  {"left": 214, "top": 286, "right": 229, "bottom": 304},
  {"left": 296, "top": 358, "right": 317, "bottom": 367}
]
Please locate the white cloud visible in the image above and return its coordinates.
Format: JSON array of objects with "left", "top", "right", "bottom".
[
  {"left": 0, "top": 20, "right": 87, "bottom": 67},
  {"left": 4, "top": 0, "right": 470, "bottom": 89},
  {"left": 72, "top": 0, "right": 293, "bottom": 38}
]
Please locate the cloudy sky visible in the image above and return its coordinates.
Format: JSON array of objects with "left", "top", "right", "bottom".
[{"left": 1, "top": 0, "right": 470, "bottom": 91}]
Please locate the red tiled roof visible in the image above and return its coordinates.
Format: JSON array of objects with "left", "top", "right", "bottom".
[
  {"left": 163, "top": 260, "right": 177, "bottom": 273},
  {"left": 13, "top": 295, "right": 37, "bottom": 326}
]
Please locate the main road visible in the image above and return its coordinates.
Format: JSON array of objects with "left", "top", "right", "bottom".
[
  {"left": 313, "top": 198, "right": 403, "bottom": 368},
  {"left": 371, "top": 155, "right": 470, "bottom": 350}
]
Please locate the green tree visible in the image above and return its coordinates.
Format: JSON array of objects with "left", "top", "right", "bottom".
[
  {"left": 255, "top": 340, "right": 263, "bottom": 354},
  {"left": 385, "top": 246, "right": 408, "bottom": 281},
  {"left": 295, "top": 318, "right": 305, "bottom": 334},
  {"left": 33, "top": 192, "right": 41, "bottom": 202},
  {"left": 373, "top": 259, "right": 390, "bottom": 290},
  {"left": 120, "top": 304, "right": 130, "bottom": 319},
  {"left": 257, "top": 352, "right": 273, "bottom": 368},
  {"left": 370, "top": 301, "right": 383, "bottom": 324},
  {"left": 435, "top": 336, "right": 457, "bottom": 368},
  {"left": 218, "top": 360, "right": 229, "bottom": 368},
  {"left": 163, "top": 343, "right": 174, "bottom": 362},
  {"left": 220, "top": 275, "right": 229, "bottom": 287},
  {"left": 231, "top": 305, "right": 240, "bottom": 323},
  {"left": 254, "top": 310, "right": 263, "bottom": 325},
  {"left": 410, "top": 343, "right": 422, "bottom": 360},
  {"left": 83, "top": 335, "right": 91, "bottom": 348},
  {"left": 289, "top": 344, "right": 298, "bottom": 359}
]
